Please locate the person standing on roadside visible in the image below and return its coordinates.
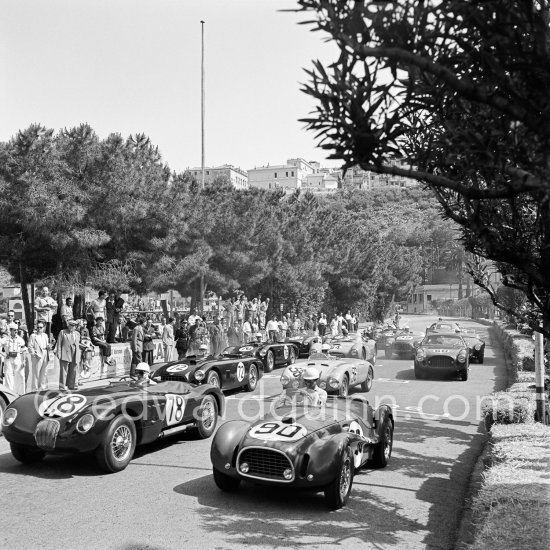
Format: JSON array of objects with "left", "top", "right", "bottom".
[
  {"left": 142, "top": 318, "right": 157, "bottom": 366},
  {"left": 87, "top": 290, "right": 107, "bottom": 333},
  {"left": 1, "top": 323, "right": 27, "bottom": 394},
  {"left": 55, "top": 320, "right": 81, "bottom": 391},
  {"left": 28, "top": 322, "right": 51, "bottom": 391},
  {"left": 61, "top": 297, "right": 74, "bottom": 329},
  {"left": 162, "top": 317, "right": 176, "bottom": 362},
  {"left": 318, "top": 313, "right": 327, "bottom": 337},
  {"left": 35, "top": 286, "right": 58, "bottom": 337},
  {"left": 266, "top": 315, "right": 279, "bottom": 343},
  {"left": 130, "top": 317, "right": 145, "bottom": 376}
]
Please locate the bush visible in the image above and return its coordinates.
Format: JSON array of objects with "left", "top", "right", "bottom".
[{"left": 481, "top": 392, "right": 536, "bottom": 430}]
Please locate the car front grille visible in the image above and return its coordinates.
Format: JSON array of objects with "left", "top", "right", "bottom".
[
  {"left": 394, "top": 342, "right": 412, "bottom": 352},
  {"left": 34, "top": 419, "right": 60, "bottom": 449},
  {"left": 428, "top": 356, "right": 455, "bottom": 368},
  {"left": 237, "top": 447, "right": 294, "bottom": 482}
]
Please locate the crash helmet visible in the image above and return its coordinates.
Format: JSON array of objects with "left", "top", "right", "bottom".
[
  {"left": 135, "top": 362, "right": 150, "bottom": 374},
  {"left": 256, "top": 332, "right": 263, "bottom": 339},
  {"left": 321, "top": 343, "right": 331, "bottom": 353},
  {"left": 303, "top": 367, "right": 320, "bottom": 381},
  {"left": 199, "top": 344, "right": 208, "bottom": 352}
]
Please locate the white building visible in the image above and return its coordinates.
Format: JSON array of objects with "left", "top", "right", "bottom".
[
  {"left": 247, "top": 158, "right": 315, "bottom": 191},
  {"left": 188, "top": 165, "right": 248, "bottom": 190},
  {"left": 303, "top": 172, "right": 339, "bottom": 193},
  {"left": 343, "top": 159, "right": 419, "bottom": 190}
]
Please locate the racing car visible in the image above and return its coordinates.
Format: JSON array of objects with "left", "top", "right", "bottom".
[
  {"left": 325, "top": 333, "right": 377, "bottom": 362},
  {"left": 414, "top": 332, "right": 470, "bottom": 380},
  {"left": 211, "top": 392, "right": 394, "bottom": 509},
  {"left": 221, "top": 340, "right": 299, "bottom": 373},
  {"left": 426, "top": 321, "right": 478, "bottom": 337},
  {"left": 280, "top": 351, "right": 374, "bottom": 396},
  {"left": 152, "top": 348, "right": 264, "bottom": 391},
  {"left": 374, "top": 327, "right": 397, "bottom": 352},
  {"left": 2, "top": 379, "right": 224, "bottom": 472},
  {"left": 461, "top": 334, "right": 486, "bottom": 363},
  {"left": 0, "top": 382, "right": 18, "bottom": 436},
  {"left": 285, "top": 333, "right": 321, "bottom": 358},
  {"left": 384, "top": 329, "right": 424, "bottom": 360}
]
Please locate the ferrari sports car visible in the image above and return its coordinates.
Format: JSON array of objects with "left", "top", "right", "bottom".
[
  {"left": 0, "top": 382, "right": 18, "bottom": 435},
  {"left": 374, "top": 328, "right": 397, "bottom": 352},
  {"left": 211, "top": 393, "right": 394, "bottom": 509},
  {"left": 326, "top": 333, "right": 377, "bottom": 362},
  {"left": 385, "top": 329, "right": 424, "bottom": 359},
  {"left": 426, "top": 321, "right": 478, "bottom": 337},
  {"left": 280, "top": 352, "right": 374, "bottom": 396},
  {"left": 2, "top": 380, "right": 224, "bottom": 472},
  {"left": 462, "top": 335, "right": 486, "bottom": 363},
  {"left": 414, "top": 332, "right": 470, "bottom": 380},
  {"left": 219, "top": 341, "right": 299, "bottom": 373},
  {"left": 285, "top": 333, "right": 321, "bottom": 358},
  {"left": 153, "top": 349, "right": 264, "bottom": 392}
]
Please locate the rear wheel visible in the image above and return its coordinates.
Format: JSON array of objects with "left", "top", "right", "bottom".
[
  {"left": 264, "top": 350, "right": 275, "bottom": 373},
  {"left": 206, "top": 370, "right": 221, "bottom": 388},
  {"left": 245, "top": 364, "right": 258, "bottom": 392},
  {"left": 361, "top": 365, "right": 374, "bottom": 392},
  {"left": 288, "top": 347, "right": 296, "bottom": 365},
  {"left": 361, "top": 348, "right": 367, "bottom": 360},
  {"left": 10, "top": 443, "right": 45, "bottom": 465},
  {"left": 213, "top": 468, "right": 241, "bottom": 492},
  {"left": 372, "top": 417, "right": 393, "bottom": 468},
  {"left": 339, "top": 376, "right": 349, "bottom": 397},
  {"left": 95, "top": 415, "right": 136, "bottom": 473},
  {"left": 324, "top": 447, "right": 354, "bottom": 509},
  {"left": 196, "top": 395, "right": 218, "bottom": 438},
  {"left": 478, "top": 352, "right": 485, "bottom": 364}
]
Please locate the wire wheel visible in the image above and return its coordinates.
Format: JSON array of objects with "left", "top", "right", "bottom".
[{"left": 111, "top": 425, "right": 133, "bottom": 462}]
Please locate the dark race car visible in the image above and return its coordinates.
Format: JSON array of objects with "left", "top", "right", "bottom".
[
  {"left": 218, "top": 341, "right": 299, "bottom": 373},
  {"left": 211, "top": 393, "right": 394, "bottom": 509},
  {"left": 385, "top": 329, "right": 424, "bottom": 360},
  {"left": 285, "top": 333, "right": 321, "bottom": 358},
  {"left": 153, "top": 350, "right": 264, "bottom": 391},
  {"left": 374, "top": 328, "right": 397, "bottom": 352},
  {"left": 462, "top": 335, "right": 486, "bottom": 363},
  {"left": 0, "top": 382, "right": 18, "bottom": 436},
  {"left": 2, "top": 380, "right": 224, "bottom": 472},
  {"left": 426, "top": 321, "right": 479, "bottom": 338},
  {"left": 414, "top": 332, "right": 470, "bottom": 380}
]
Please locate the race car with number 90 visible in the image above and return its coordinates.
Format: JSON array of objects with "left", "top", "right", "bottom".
[{"left": 2, "top": 379, "right": 224, "bottom": 473}]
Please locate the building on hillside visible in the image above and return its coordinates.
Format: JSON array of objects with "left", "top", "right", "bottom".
[
  {"left": 302, "top": 171, "right": 339, "bottom": 193},
  {"left": 247, "top": 158, "right": 316, "bottom": 191},
  {"left": 188, "top": 165, "right": 248, "bottom": 190},
  {"left": 343, "top": 159, "right": 419, "bottom": 190}
]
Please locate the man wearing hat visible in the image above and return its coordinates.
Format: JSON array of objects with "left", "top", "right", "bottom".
[
  {"left": 1, "top": 323, "right": 27, "bottom": 394},
  {"left": 54, "top": 319, "right": 81, "bottom": 390}
]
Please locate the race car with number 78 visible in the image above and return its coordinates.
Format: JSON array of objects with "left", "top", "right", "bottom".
[{"left": 2, "top": 379, "right": 224, "bottom": 473}]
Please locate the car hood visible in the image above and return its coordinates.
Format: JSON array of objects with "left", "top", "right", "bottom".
[{"left": 282, "top": 359, "right": 358, "bottom": 384}]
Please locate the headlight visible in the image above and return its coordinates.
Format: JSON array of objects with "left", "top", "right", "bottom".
[
  {"left": 76, "top": 413, "right": 95, "bottom": 434},
  {"left": 280, "top": 376, "right": 290, "bottom": 386},
  {"left": 240, "top": 462, "right": 249, "bottom": 473},
  {"left": 259, "top": 350, "right": 267, "bottom": 357},
  {"left": 474, "top": 344, "right": 481, "bottom": 351},
  {"left": 416, "top": 349, "right": 426, "bottom": 362},
  {"left": 328, "top": 378, "right": 340, "bottom": 389},
  {"left": 283, "top": 468, "right": 293, "bottom": 480},
  {"left": 457, "top": 350, "right": 468, "bottom": 363},
  {"left": 319, "top": 381, "right": 327, "bottom": 389},
  {"left": 2, "top": 407, "right": 17, "bottom": 426},
  {"left": 195, "top": 370, "right": 205, "bottom": 381}
]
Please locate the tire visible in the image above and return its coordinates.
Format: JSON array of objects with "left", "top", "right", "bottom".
[
  {"left": 196, "top": 395, "right": 218, "bottom": 439},
  {"left": 10, "top": 443, "right": 45, "bottom": 465},
  {"left": 459, "top": 368, "right": 468, "bottom": 381},
  {"left": 385, "top": 348, "right": 392, "bottom": 359},
  {"left": 361, "top": 365, "right": 374, "bottom": 392},
  {"left": 0, "top": 397, "right": 7, "bottom": 436},
  {"left": 478, "top": 352, "right": 484, "bottom": 364},
  {"left": 339, "top": 376, "right": 349, "bottom": 397},
  {"left": 95, "top": 415, "right": 137, "bottom": 473},
  {"left": 324, "top": 446, "right": 354, "bottom": 509},
  {"left": 264, "top": 350, "right": 275, "bottom": 373},
  {"left": 245, "top": 364, "right": 258, "bottom": 392},
  {"left": 372, "top": 417, "right": 393, "bottom": 468},
  {"left": 213, "top": 467, "right": 241, "bottom": 492},
  {"left": 288, "top": 347, "right": 296, "bottom": 365},
  {"left": 414, "top": 365, "right": 425, "bottom": 380},
  {"left": 361, "top": 348, "right": 367, "bottom": 360},
  {"left": 206, "top": 370, "right": 221, "bottom": 388}
]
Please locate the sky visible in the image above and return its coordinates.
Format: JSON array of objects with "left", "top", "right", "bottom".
[{"left": 0, "top": 0, "right": 340, "bottom": 173}]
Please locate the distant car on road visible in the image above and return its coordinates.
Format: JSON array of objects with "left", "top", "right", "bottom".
[
  {"left": 414, "top": 332, "right": 470, "bottom": 380},
  {"left": 285, "top": 333, "right": 321, "bottom": 358},
  {"left": 461, "top": 335, "right": 486, "bottom": 363},
  {"left": 384, "top": 329, "right": 424, "bottom": 360},
  {"left": 325, "top": 333, "right": 377, "bottom": 362},
  {"left": 426, "top": 321, "right": 478, "bottom": 337},
  {"left": 210, "top": 393, "right": 394, "bottom": 509}
]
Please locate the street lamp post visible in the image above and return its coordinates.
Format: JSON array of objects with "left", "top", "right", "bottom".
[{"left": 200, "top": 20, "right": 205, "bottom": 190}]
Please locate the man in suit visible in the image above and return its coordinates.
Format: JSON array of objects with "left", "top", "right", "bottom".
[
  {"left": 55, "top": 320, "right": 81, "bottom": 390},
  {"left": 130, "top": 317, "right": 145, "bottom": 376},
  {"left": 28, "top": 321, "right": 51, "bottom": 391},
  {"left": 162, "top": 317, "right": 175, "bottom": 362}
]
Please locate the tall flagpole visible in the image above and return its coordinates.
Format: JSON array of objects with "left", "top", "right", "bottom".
[{"left": 200, "top": 20, "right": 205, "bottom": 190}]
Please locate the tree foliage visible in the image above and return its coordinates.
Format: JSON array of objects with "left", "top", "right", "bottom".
[{"left": 295, "top": 0, "right": 550, "bottom": 334}]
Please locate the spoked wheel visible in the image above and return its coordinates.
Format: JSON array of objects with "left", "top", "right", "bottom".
[
  {"left": 206, "top": 370, "right": 221, "bottom": 388},
  {"left": 245, "top": 364, "right": 258, "bottom": 392},
  {"left": 288, "top": 347, "right": 296, "bottom": 365},
  {"left": 361, "top": 365, "right": 374, "bottom": 392},
  {"left": 265, "top": 350, "right": 275, "bottom": 373},
  {"left": 196, "top": 395, "right": 218, "bottom": 438},
  {"left": 339, "top": 376, "right": 349, "bottom": 397},
  {"left": 95, "top": 415, "right": 136, "bottom": 473},
  {"left": 324, "top": 447, "right": 354, "bottom": 509},
  {"left": 372, "top": 417, "right": 393, "bottom": 468}
]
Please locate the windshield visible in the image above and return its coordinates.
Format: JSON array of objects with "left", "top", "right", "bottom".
[
  {"left": 434, "top": 324, "right": 454, "bottom": 331},
  {"left": 423, "top": 335, "right": 464, "bottom": 346}
]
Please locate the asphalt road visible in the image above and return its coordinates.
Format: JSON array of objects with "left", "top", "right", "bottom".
[{"left": 0, "top": 315, "right": 506, "bottom": 550}]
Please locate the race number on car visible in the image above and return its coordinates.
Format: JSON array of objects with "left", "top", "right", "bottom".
[
  {"left": 248, "top": 421, "right": 307, "bottom": 442},
  {"left": 39, "top": 394, "right": 87, "bottom": 418},
  {"left": 236, "top": 362, "right": 245, "bottom": 382},
  {"left": 165, "top": 394, "right": 186, "bottom": 426},
  {"left": 166, "top": 364, "right": 188, "bottom": 373}
]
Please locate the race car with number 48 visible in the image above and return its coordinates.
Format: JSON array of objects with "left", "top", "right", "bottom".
[
  {"left": 2, "top": 379, "right": 224, "bottom": 472},
  {"left": 211, "top": 392, "right": 394, "bottom": 509},
  {"left": 325, "top": 333, "right": 377, "bottom": 362},
  {"left": 280, "top": 351, "right": 374, "bottom": 396},
  {"left": 221, "top": 341, "right": 299, "bottom": 373}
]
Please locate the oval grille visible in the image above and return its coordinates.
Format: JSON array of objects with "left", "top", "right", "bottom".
[
  {"left": 428, "top": 357, "right": 455, "bottom": 368},
  {"left": 238, "top": 447, "right": 294, "bottom": 482}
]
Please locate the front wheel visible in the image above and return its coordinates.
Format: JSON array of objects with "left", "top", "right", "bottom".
[
  {"left": 213, "top": 468, "right": 241, "bottom": 492},
  {"left": 264, "top": 350, "right": 275, "bottom": 373},
  {"left": 339, "top": 376, "right": 349, "bottom": 397},
  {"left": 206, "top": 370, "right": 221, "bottom": 388},
  {"left": 361, "top": 365, "right": 374, "bottom": 392},
  {"left": 288, "top": 347, "right": 296, "bottom": 365},
  {"left": 245, "top": 364, "right": 258, "bottom": 392},
  {"left": 372, "top": 417, "right": 393, "bottom": 468},
  {"left": 95, "top": 415, "right": 137, "bottom": 473},
  {"left": 414, "top": 365, "right": 425, "bottom": 380},
  {"left": 10, "top": 443, "right": 46, "bottom": 465},
  {"left": 324, "top": 447, "right": 354, "bottom": 509},
  {"left": 459, "top": 368, "right": 469, "bottom": 381},
  {"left": 478, "top": 353, "right": 484, "bottom": 364},
  {"left": 196, "top": 395, "right": 218, "bottom": 438},
  {"left": 0, "top": 397, "right": 7, "bottom": 436}
]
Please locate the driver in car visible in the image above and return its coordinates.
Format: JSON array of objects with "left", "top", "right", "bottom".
[
  {"left": 301, "top": 367, "right": 328, "bottom": 406},
  {"left": 132, "top": 362, "right": 157, "bottom": 387}
]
